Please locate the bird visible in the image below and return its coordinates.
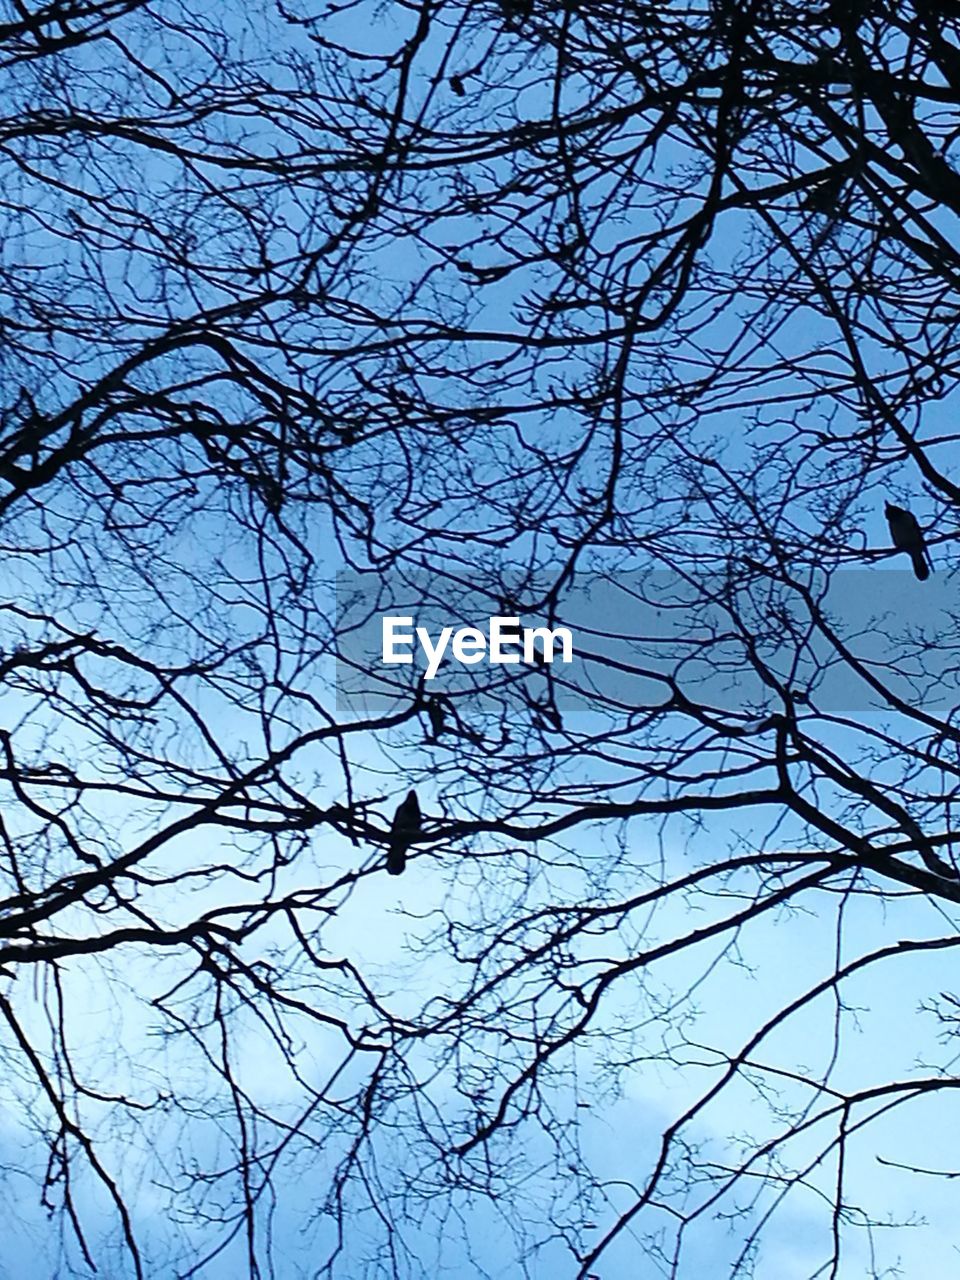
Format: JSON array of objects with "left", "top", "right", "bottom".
[
  {"left": 426, "top": 695, "right": 445, "bottom": 741},
  {"left": 885, "top": 502, "right": 933, "bottom": 580},
  {"left": 386, "top": 790, "right": 421, "bottom": 875}
]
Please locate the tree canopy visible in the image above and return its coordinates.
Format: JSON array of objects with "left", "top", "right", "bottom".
[{"left": 2, "top": 1, "right": 960, "bottom": 1276}]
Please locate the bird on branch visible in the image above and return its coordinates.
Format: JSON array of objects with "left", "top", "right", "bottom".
[
  {"left": 387, "top": 790, "right": 421, "bottom": 876},
  {"left": 885, "top": 502, "right": 933, "bottom": 580},
  {"left": 426, "top": 695, "right": 446, "bottom": 742}
]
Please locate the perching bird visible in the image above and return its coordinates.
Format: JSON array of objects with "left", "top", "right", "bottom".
[
  {"left": 387, "top": 790, "right": 421, "bottom": 876},
  {"left": 426, "top": 695, "right": 445, "bottom": 742},
  {"left": 885, "top": 502, "right": 933, "bottom": 580}
]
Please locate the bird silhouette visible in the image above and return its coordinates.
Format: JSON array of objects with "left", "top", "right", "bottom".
[
  {"left": 387, "top": 790, "right": 421, "bottom": 875},
  {"left": 426, "top": 695, "right": 445, "bottom": 741},
  {"left": 885, "top": 502, "right": 933, "bottom": 580}
]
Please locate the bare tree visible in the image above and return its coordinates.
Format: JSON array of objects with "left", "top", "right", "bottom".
[{"left": 2, "top": 1, "right": 960, "bottom": 1276}]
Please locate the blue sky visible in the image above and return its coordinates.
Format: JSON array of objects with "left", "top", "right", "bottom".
[{"left": 1, "top": 2, "right": 960, "bottom": 1277}]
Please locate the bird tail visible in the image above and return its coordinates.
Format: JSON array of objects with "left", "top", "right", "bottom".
[
  {"left": 386, "top": 843, "right": 406, "bottom": 875},
  {"left": 910, "top": 548, "right": 930, "bottom": 581}
]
